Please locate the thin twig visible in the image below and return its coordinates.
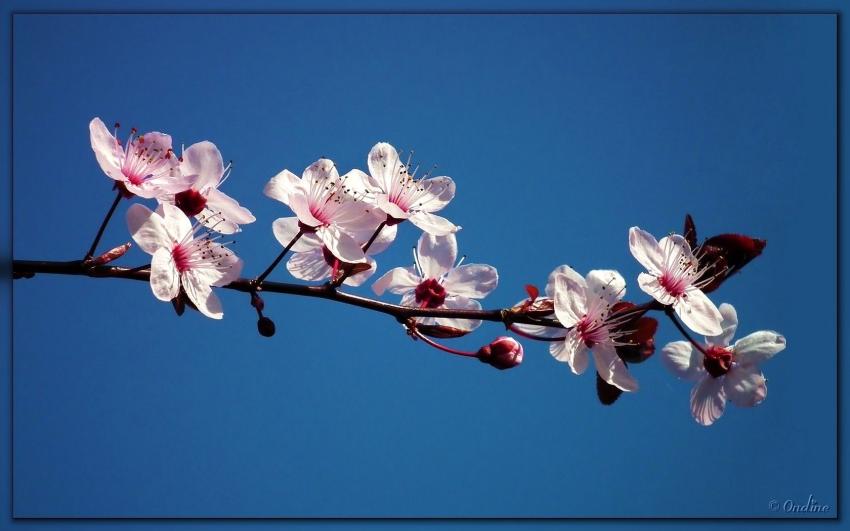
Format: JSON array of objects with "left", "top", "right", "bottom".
[
  {"left": 253, "top": 230, "right": 304, "bottom": 286},
  {"left": 84, "top": 190, "right": 123, "bottom": 261}
]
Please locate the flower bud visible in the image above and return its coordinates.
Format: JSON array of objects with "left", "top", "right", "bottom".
[
  {"left": 87, "top": 242, "right": 132, "bottom": 266},
  {"left": 477, "top": 336, "right": 524, "bottom": 370},
  {"left": 257, "top": 316, "right": 276, "bottom": 337}
]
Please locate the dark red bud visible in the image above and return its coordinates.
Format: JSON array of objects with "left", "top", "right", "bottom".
[
  {"left": 113, "top": 180, "right": 135, "bottom": 198},
  {"left": 87, "top": 242, "right": 132, "bottom": 266},
  {"left": 683, "top": 213, "right": 698, "bottom": 249},
  {"left": 174, "top": 189, "right": 208, "bottom": 217},
  {"left": 257, "top": 316, "right": 276, "bottom": 337},
  {"left": 477, "top": 336, "right": 524, "bottom": 370},
  {"left": 596, "top": 372, "right": 623, "bottom": 405},
  {"left": 385, "top": 215, "right": 405, "bottom": 226},
  {"left": 171, "top": 295, "right": 186, "bottom": 316},
  {"left": 525, "top": 284, "right": 539, "bottom": 302},
  {"left": 615, "top": 317, "right": 658, "bottom": 363}
]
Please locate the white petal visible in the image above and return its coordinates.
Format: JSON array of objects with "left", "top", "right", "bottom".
[
  {"left": 416, "top": 232, "right": 457, "bottom": 279},
  {"left": 724, "top": 366, "right": 767, "bottom": 407},
  {"left": 675, "top": 288, "right": 723, "bottom": 336},
  {"left": 89, "top": 117, "right": 124, "bottom": 180},
  {"left": 544, "top": 265, "right": 585, "bottom": 298},
  {"left": 286, "top": 249, "right": 332, "bottom": 282},
  {"left": 553, "top": 273, "right": 587, "bottom": 328},
  {"left": 661, "top": 341, "right": 705, "bottom": 381},
  {"left": 303, "top": 158, "right": 339, "bottom": 193},
  {"left": 410, "top": 176, "right": 455, "bottom": 214},
  {"left": 149, "top": 247, "right": 179, "bottom": 301},
  {"left": 442, "top": 264, "right": 498, "bottom": 299},
  {"left": 637, "top": 273, "right": 676, "bottom": 305},
  {"left": 340, "top": 168, "right": 380, "bottom": 195},
  {"left": 408, "top": 211, "right": 459, "bottom": 236},
  {"left": 374, "top": 195, "right": 410, "bottom": 220},
  {"left": 318, "top": 226, "right": 367, "bottom": 264},
  {"left": 372, "top": 267, "right": 420, "bottom": 295},
  {"left": 203, "top": 188, "right": 255, "bottom": 234},
  {"left": 126, "top": 204, "right": 170, "bottom": 255},
  {"left": 733, "top": 331, "right": 786, "bottom": 367},
  {"left": 628, "top": 226, "right": 665, "bottom": 275},
  {"left": 705, "top": 303, "right": 738, "bottom": 347},
  {"left": 272, "top": 217, "right": 322, "bottom": 253},
  {"left": 690, "top": 376, "right": 727, "bottom": 426},
  {"left": 328, "top": 199, "right": 376, "bottom": 232},
  {"left": 182, "top": 270, "right": 223, "bottom": 319},
  {"left": 264, "top": 168, "right": 303, "bottom": 205},
  {"left": 367, "top": 142, "right": 403, "bottom": 193},
  {"left": 658, "top": 234, "right": 697, "bottom": 273},
  {"left": 289, "top": 191, "right": 323, "bottom": 227},
  {"left": 550, "top": 329, "right": 589, "bottom": 375},
  {"left": 435, "top": 295, "right": 483, "bottom": 331},
  {"left": 158, "top": 203, "right": 194, "bottom": 242},
  {"left": 593, "top": 344, "right": 638, "bottom": 392},
  {"left": 180, "top": 141, "right": 224, "bottom": 190},
  {"left": 585, "top": 269, "right": 626, "bottom": 305}
]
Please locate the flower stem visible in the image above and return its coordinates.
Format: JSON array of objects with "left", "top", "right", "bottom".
[
  {"left": 664, "top": 308, "right": 710, "bottom": 356},
  {"left": 507, "top": 324, "right": 566, "bottom": 342},
  {"left": 83, "top": 189, "right": 123, "bottom": 261},
  {"left": 253, "top": 230, "right": 304, "bottom": 286},
  {"left": 410, "top": 324, "right": 478, "bottom": 358},
  {"left": 331, "top": 220, "right": 387, "bottom": 288}
]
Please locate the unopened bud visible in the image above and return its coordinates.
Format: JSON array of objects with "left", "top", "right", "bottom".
[
  {"left": 477, "top": 336, "right": 524, "bottom": 370},
  {"left": 257, "top": 316, "right": 276, "bottom": 337},
  {"left": 87, "top": 242, "right": 132, "bottom": 266}
]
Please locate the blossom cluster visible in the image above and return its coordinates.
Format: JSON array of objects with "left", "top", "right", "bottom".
[{"left": 86, "top": 117, "right": 786, "bottom": 426}]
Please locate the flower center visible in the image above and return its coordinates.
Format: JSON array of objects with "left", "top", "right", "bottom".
[
  {"left": 659, "top": 272, "right": 689, "bottom": 298},
  {"left": 174, "top": 189, "right": 208, "bottom": 217},
  {"left": 172, "top": 243, "right": 192, "bottom": 273},
  {"left": 576, "top": 315, "right": 609, "bottom": 348},
  {"left": 703, "top": 345, "right": 734, "bottom": 378},
  {"left": 415, "top": 278, "right": 447, "bottom": 308}
]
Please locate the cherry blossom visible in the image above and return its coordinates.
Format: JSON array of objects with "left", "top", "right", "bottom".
[
  {"left": 661, "top": 303, "right": 786, "bottom": 426},
  {"left": 350, "top": 142, "right": 458, "bottom": 235},
  {"left": 629, "top": 227, "right": 723, "bottom": 336},
  {"left": 160, "top": 141, "right": 255, "bottom": 234},
  {"left": 286, "top": 223, "right": 398, "bottom": 287},
  {"left": 89, "top": 117, "right": 192, "bottom": 199},
  {"left": 264, "top": 159, "right": 376, "bottom": 264},
  {"left": 372, "top": 232, "right": 497, "bottom": 331},
  {"left": 550, "top": 266, "right": 639, "bottom": 392},
  {"left": 126, "top": 203, "right": 243, "bottom": 319}
]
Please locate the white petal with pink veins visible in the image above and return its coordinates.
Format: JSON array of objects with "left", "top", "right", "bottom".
[
  {"left": 127, "top": 204, "right": 172, "bottom": 255},
  {"left": 661, "top": 341, "right": 705, "bottom": 381},
  {"left": 264, "top": 168, "right": 304, "bottom": 206},
  {"left": 416, "top": 232, "right": 457, "bottom": 279},
  {"left": 593, "top": 344, "right": 638, "bottom": 392},
  {"left": 150, "top": 247, "right": 179, "bottom": 301},
  {"left": 180, "top": 141, "right": 224, "bottom": 190},
  {"left": 205, "top": 188, "right": 256, "bottom": 233},
  {"left": 690, "top": 376, "right": 727, "bottom": 426},
  {"left": 89, "top": 117, "right": 123, "bottom": 180},
  {"left": 372, "top": 267, "right": 420, "bottom": 296},
  {"left": 553, "top": 272, "right": 587, "bottom": 328},
  {"left": 705, "top": 303, "right": 738, "bottom": 347},
  {"left": 409, "top": 212, "right": 458, "bottom": 236},
  {"left": 637, "top": 272, "right": 676, "bottom": 305},
  {"left": 586, "top": 269, "right": 626, "bottom": 305},
  {"left": 674, "top": 287, "right": 723, "bottom": 336},
  {"left": 733, "top": 331, "right": 786, "bottom": 367},
  {"left": 272, "top": 217, "right": 322, "bottom": 253},
  {"left": 724, "top": 366, "right": 767, "bottom": 407},
  {"left": 318, "top": 225, "right": 367, "bottom": 264},
  {"left": 182, "top": 270, "right": 223, "bottom": 319},
  {"left": 629, "top": 226, "right": 665, "bottom": 276},
  {"left": 442, "top": 264, "right": 498, "bottom": 299},
  {"left": 550, "top": 329, "right": 589, "bottom": 375},
  {"left": 368, "top": 142, "right": 405, "bottom": 194}
]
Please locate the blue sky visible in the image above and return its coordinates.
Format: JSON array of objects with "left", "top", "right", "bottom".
[{"left": 9, "top": 12, "right": 836, "bottom": 518}]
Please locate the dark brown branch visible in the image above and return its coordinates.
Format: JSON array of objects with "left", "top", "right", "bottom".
[{"left": 12, "top": 259, "right": 574, "bottom": 328}]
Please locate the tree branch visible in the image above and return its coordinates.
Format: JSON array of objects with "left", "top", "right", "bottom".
[{"left": 12, "top": 259, "right": 575, "bottom": 328}]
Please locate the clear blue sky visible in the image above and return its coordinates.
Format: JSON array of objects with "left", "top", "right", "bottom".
[{"left": 8, "top": 9, "right": 836, "bottom": 519}]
